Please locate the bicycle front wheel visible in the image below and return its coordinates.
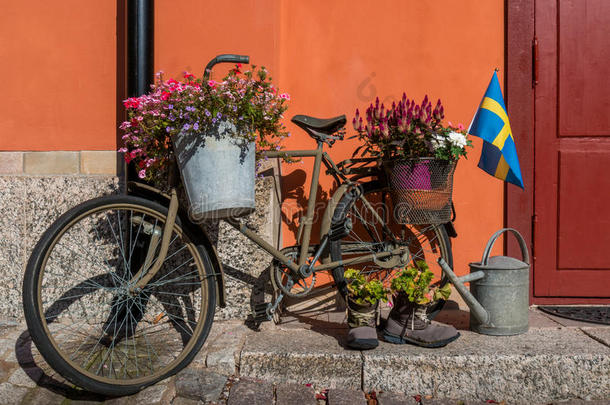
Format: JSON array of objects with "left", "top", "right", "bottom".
[
  {"left": 329, "top": 181, "right": 453, "bottom": 319},
  {"left": 23, "top": 195, "right": 216, "bottom": 396}
]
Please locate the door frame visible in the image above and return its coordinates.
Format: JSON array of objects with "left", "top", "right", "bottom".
[{"left": 505, "top": 0, "right": 610, "bottom": 304}]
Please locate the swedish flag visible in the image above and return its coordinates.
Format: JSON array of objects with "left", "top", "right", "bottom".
[{"left": 469, "top": 71, "right": 524, "bottom": 189}]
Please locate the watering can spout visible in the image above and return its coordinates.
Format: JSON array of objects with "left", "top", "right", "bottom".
[{"left": 438, "top": 258, "right": 492, "bottom": 326}]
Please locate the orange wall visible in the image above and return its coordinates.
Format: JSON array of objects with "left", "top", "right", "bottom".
[
  {"left": 283, "top": 0, "right": 506, "bottom": 275},
  {"left": 157, "top": 0, "right": 505, "bottom": 276},
  {"left": 1, "top": 0, "right": 504, "bottom": 276},
  {"left": 0, "top": 0, "right": 116, "bottom": 151}
]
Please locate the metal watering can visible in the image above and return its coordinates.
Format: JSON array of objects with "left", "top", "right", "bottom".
[{"left": 438, "top": 228, "right": 530, "bottom": 336}]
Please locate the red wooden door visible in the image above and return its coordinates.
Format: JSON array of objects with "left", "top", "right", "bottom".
[{"left": 535, "top": 0, "right": 610, "bottom": 298}]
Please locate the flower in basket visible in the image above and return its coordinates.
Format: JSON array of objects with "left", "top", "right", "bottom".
[
  {"left": 352, "top": 94, "right": 472, "bottom": 225},
  {"left": 119, "top": 65, "right": 290, "bottom": 181},
  {"left": 352, "top": 94, "right": 472, "bottom": 161},
  {"left": 390, "top": 261, "right": 452, "bottom": 305}
]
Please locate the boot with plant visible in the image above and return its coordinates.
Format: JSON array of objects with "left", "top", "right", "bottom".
[
  {"left": 383, "top": 262, "right": 459, "bottom": 348},
  {"left": 344, "top": 268, "right": 389, "bottom": 350}
]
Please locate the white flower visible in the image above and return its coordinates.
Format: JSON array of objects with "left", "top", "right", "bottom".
[
  {"left": 448, "top": 131, "right": 468, "bottom": 148},
  {"left": 430, "top": 133, "right": 446, "bottom": 150}
]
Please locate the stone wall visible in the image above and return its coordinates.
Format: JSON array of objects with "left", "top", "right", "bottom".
[{"left": 0, "top": 151, "right": 282, "bottom": 323}]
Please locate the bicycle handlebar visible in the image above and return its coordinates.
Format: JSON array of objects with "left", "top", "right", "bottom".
[{"left": 203, "top": 54, "right": 250, "bottom": 80}]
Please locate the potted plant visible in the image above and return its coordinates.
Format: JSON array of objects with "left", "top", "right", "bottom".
[
  {"left": 119, "top": 64, "right": 290, "bottom": 220},
  {"left": 383, "top": 261, "right": 458, "bottom": 348},
  {"left": 352, "top": 94, "right": 472, "bottom": 224},
  {"left": 343, "top": 268, "right": 390, "bottom": 349},
  {"left": 389, "top": 261, "right": 452, "bottom": 306}
]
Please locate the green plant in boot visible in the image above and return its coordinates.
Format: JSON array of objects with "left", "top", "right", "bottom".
[
  {"left": 390, "top": 261, "right": 452, "bottom": 305},
  {"left": 384, "top": 261, "right": 459, "bottom": 348},
  {"left": 344, "top": 268, "right": 389, "bottom": 350},
  {"left": 345, "top": 268, "right": 390, "bottom": 306}
]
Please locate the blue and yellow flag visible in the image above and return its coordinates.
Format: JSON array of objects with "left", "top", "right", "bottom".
[{"left": 469, "top": 71, "right": 524, "bottom": 189}]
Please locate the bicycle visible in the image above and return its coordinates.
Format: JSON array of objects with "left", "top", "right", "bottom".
[{"left": 22, "top": 54, "right": 454, "bottom": 396}]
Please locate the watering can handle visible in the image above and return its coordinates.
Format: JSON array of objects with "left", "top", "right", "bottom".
[{"left": 481, "top": 228, "right": 530, "bottom": 266}]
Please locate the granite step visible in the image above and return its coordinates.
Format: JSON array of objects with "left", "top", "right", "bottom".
[{"left": 0, "top": 305, "right": 608, "bottom": 404}]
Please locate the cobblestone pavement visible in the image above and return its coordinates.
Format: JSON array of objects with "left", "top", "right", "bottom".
[{"left": 0, "top": 315, "right": 608, "bottom": 405}]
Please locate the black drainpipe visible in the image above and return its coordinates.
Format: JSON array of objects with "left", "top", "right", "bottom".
[
  {"left": 126, "top": 0, "right": 154, "bottom": 182},
  {"left": 127, "top": 0, "right": 154, "bottom": 98}
]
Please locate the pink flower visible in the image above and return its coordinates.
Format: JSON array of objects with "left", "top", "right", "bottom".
[
  {"left": 279, "top": 93, "right": 290, "bottom": 100},
  {"left": 138, "top": 169, "right": 146, "bottom": 179},
  {"left": 118, "top": 147, "right": 128, "bottom": 153},
  {"left": 123, "top": 98, "right": 140, "bottom": 109},
  {"left": 208, "top": 80, "right": 217, "bottom": 88},
  {"left": 457, "top": 123, "right": 465, "bottom": 131}
]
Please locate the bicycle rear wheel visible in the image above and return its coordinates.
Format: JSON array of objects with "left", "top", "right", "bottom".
[
  {"left": 23, "top": 195, "right": 216, "bottom": 396},
  {"left": 329, "top": 181, "right": 453, "bottom": 319}
]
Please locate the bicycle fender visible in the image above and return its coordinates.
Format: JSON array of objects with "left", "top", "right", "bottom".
[
  {"left": 319, "top": 183, "right": 350, "bottom": 263},
  {"left": 126, "top": 182, "right": 227, "bottom": 308}
]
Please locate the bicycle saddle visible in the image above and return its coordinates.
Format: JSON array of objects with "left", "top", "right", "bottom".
[{"left": 291, "top": 114, "right": 346, "bottom": 145}]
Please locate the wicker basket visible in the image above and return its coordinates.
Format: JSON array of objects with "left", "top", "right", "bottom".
[{"left": 386, "top": 158, "right": 456, "bottom": 225}]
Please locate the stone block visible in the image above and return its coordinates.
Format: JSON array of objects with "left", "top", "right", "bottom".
[
  {"left": 24, "top": 151, "right": 79, "bottom": 175},
  {"left": 213, "top": 176, "right": 277, "bottom": 321},
  {"left": 134, "top": 383, "right": 171, "bottom": 405},
  {"left": 80, "top": 150, "right": 119, "bottom": 175},
  {"left": 0, "top": 152, "right": 23, "bottom": 174},
  {"left": 240, "top": 328, "right": 361, "bottom": 389},
  {"left": 204, "top": 322, "right": 248, "bottom": 375},
  {"left": 0, "top": 175, "right": 119, "bottom": 321},
  {"left": 24, "top": 387, "right": 67, "bottom": 404},
  {"left": 0, "top": 382, "right": 29, "bottom": 404},
  {"left": 326, "top": 388, "right": 366, "bottom": 405},
  {"left": 275, "top": 383, "right": 316, "bottom": 404},
  {"left": 175, "top": 368, "right": 227, "bottom": 402},
  {"left": 171, "top": 397, "right": 201, "bottom": 405},
  {"left": 8, "top": 366, "right": 41, "bottom": 388},
  {"left": 376, "top": 391, "right": 418, "bottom": 405},
  {"left": 363, "top": 328, "right": 610, "bottom": 403},
  {"left": 582, "top": 327, "right": 610, "bottom": 346},
  {"left": 226, "top": 377, "right": 273, "bottom": 405}
]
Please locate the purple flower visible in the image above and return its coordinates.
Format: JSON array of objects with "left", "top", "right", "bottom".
[
  {"left": 212, "top": 118, "right": 217, "bottom": 124},
  {"left": 193, "top": 122, "right": 199, "bottom": 131},
  {"left": 216, "top": 112, "right": 222, "bottom": 119},
  {"left": 166, "top": 126, "right": 173, "bottom": 133},
  {"left": 233, "top": 105, "right": 237, "bottom": 112},
  {"left": 183, "top": 123, "right": 191, "bottom": 131},
  {"left": 168, "top": 104, "right": 173, "bottom": 109},
  {"left": 205, "top": 109, "right": 211, "bottom": 117},
  {"left": 168, "top": 114, "right": 176, "bottom": 122}
]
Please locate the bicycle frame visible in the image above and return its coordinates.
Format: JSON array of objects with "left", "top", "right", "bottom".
[
  {"left": 225, "top": 142, "right": 398, "bottom": 277},
  {"left": 130, "top": 140, "right": 401, "bottom": 291}
]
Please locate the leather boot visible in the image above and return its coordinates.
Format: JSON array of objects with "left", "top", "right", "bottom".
[
  {"left": 346, "top": 298, "right": 379, "bottom": 350},
  {"left": 383, "top": 292, "right": 459, "bottom": 348}
]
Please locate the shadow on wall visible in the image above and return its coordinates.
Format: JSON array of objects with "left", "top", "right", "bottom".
[{"left": 279, "top": 169, "right": 334, "bottom": 245}]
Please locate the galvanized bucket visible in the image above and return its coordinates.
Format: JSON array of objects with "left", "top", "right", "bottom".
[
  {"left": 172, "top": 120, "right": 255, "bottom": 220},
  {"left": 469, "top": 228, "right": 530, "bottom": 335}
]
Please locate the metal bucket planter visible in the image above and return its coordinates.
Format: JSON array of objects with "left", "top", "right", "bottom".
[
  {"left": 172, "top": 120, "right": 255, "bottom": 220},
  {"left": 385, "top": 158, "right": 456, "bottom": 225}
]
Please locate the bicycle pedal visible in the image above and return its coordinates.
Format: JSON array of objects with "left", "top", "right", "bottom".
[{"left": 251, "top": 302, "right": 272, "bottom": 322}]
